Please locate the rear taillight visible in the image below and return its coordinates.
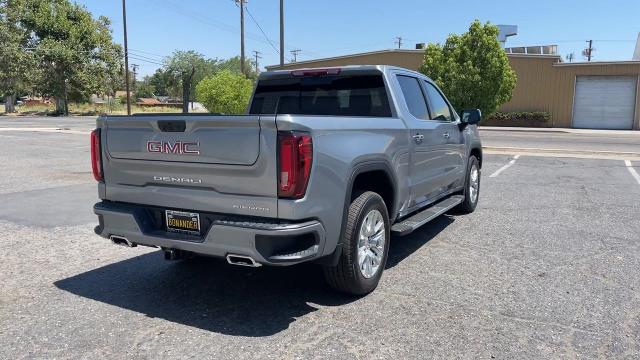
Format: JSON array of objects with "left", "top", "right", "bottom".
[
  {"left": 91, "top": 129, "right": 103, "bottom": 182},
  {"left": 278, "top": 132, "right": 313, "bottom": 199}
]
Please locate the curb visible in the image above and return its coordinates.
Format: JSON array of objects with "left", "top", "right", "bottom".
[
  {"left": 483, "top": 146, "right": 640, "bottom": 156},
  {"left": 483, "top": 146, "right": 640, "bottom": 160},
  {"left": 479, "top": 128, "right": 569, "bottom": 134}
]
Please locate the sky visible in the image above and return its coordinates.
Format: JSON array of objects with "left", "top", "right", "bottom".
[{"left": 78, "top": 0, "right": 640, "bottom": 77}]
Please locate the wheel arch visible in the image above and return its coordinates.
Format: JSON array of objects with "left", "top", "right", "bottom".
[
  {"left": 319, "top": 160, "right": 397, "bottom": 267},
  {"left": 346, "top": 161, "right": 398, "bottom": 223},
  {"left": 470, "top": 146, "right": 483, "bottom": 168}
]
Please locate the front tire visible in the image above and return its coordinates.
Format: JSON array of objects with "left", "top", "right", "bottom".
[
  {"left": 455, "top": 155, "right": 480, "bottom": 214},
  {"left": 323, "top": 191, "right": 390, "bottom": 295}
]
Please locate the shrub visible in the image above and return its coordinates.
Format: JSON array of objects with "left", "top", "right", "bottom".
[
  {"left": 481, "top": 111, "right": 552, "bottom": 127},
  {"left": 196, "top": 70, "right": 253, "bottom": 114}
]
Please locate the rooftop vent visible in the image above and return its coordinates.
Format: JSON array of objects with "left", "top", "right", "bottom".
[{"left": 497, "top": 25, "right": 518, "bottom": 47}]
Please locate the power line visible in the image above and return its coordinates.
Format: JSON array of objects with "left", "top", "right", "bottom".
[
  {"left": 129, "top": 48, "right": 166, "bottom": 59},
  {"left": 153, "top": 0, "right": 279, "bottom": 55},
  {"left": 128, "top": 55, "right": 165, "bottom": 66},
  {"left": 243, "top": 5, "right": 280, "bottom": 56},
  {"left": 128, "top": 51, "right": 166, "bottom": 64}
]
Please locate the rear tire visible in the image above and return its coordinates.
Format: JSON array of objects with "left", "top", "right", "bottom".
[
  {"left": 323, "top": 191, "right": 390, "bottom": 295},
  {"left": 455, "top": 155, "right": 480, "bottom": 214}
]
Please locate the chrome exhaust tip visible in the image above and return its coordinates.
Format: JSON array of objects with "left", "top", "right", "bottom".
[
  {"left": 109, "top": 235, "right": 136, "bottom": 248},
  {"left": 226, "top": 254, "right": 262, "bottom": 267}
]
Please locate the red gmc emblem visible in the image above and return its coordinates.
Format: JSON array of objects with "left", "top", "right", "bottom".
[{"left": 147, "top": 141, "right": 200, "bottom": 155}]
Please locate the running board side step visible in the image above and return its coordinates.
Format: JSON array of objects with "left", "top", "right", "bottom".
[{"left": 391, "top": 195, "right": 463, "bottom": 236}]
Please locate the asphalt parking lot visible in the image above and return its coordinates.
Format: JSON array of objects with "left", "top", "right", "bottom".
[{"left": 1, "top": 117, "right": 640, "bottom": 359}]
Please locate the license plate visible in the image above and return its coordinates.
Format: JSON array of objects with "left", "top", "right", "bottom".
[{"left": 165, "top": 210, "right": 200, "bottom": 235}]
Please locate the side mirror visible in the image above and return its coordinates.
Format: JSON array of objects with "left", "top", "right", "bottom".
[{"left": 460, "top": 109, "right": 481, "bottom": 125}]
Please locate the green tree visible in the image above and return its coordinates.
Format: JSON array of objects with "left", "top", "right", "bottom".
[
  {"left": 148, "top": 68, "right": 179, "bottom": 98},
  {"left": 0, "top": 0, "right": 37, "bottom": 113},
  {"left": 196, "top": 70, "right": 253, "bottom": 114},
  {"left": 135, "top": 78, "right": 155, "bottom": 99},
  {"left": 211, "top": 56, "right": 258, "bottom": 80},
  {"left": 165, "top": 50, "right": 216, "bottom": 113},
  {"left": 20, "top": 0, "right": 123, "bottom": 115},
  {"left": 419, "top": 20, "right": 517, "bottom": 117}
]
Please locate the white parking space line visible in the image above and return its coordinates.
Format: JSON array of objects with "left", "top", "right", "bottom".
[
  {"left": 625, "top": 160, "right": 640, "bottom": 185},
  {"left": 489, "top": 155, "right": 521, "bottom": 178}
]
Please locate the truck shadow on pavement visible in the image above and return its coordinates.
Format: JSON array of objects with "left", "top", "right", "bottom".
[{"left": 54, "top": 216, "right": 453, "bottom": 337}]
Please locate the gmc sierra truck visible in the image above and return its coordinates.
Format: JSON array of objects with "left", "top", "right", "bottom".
[{"left": 92, "top": 65, "right": 483, "bottom": 295}]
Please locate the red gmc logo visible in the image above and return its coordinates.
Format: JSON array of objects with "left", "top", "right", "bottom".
[{"left": 146, "top": 141, "right": 200, "bottom": 155}]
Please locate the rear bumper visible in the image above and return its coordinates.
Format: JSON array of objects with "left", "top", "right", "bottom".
[{"left": 93, "top": 201, "right": 327, "bottom": 266}]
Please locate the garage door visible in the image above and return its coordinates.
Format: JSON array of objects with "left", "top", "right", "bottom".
[{"left": 572, "top": 76, "right": 637, "bottom": 129}]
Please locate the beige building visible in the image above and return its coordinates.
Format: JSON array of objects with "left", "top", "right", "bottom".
[{"left": 266, "top": 49, "right": 640, "bottom": 130}]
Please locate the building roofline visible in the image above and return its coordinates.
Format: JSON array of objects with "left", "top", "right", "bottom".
[
  {"left": 265, "top": 49, "right": 563, "bottom": 69},
  {"left": 506, "top": 53, "right": 562, "bottom": 59},
  {"left": 265, "top": 49, "right": 423, "bottom": 69},
  {"left": 553, "top": 60, "right": 640, "bottom": 66}
]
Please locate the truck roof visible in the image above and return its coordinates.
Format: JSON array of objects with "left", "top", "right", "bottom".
[{"left": 258, "top": 65, "right": 424, "bottom": 80}]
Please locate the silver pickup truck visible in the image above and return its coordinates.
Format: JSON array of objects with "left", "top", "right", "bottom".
[{"left": 92, "top": 65, "right": 482, "bottom": 295}]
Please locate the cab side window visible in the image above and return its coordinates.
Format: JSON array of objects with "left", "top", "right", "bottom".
[
  {"left": 397, "top": 75, "right": 429, "bottom": 120},
  {"left": 423, "top": 81, "right": 453, "bottom": 122}
]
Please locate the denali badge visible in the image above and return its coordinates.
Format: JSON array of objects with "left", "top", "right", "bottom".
[
  {"left": 154, "top": 176, "right": 203, "bottom": 184},
  {"left": 147, "top": 141, "right": 200, "bottom": 155}
]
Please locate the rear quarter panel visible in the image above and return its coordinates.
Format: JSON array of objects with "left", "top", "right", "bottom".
[{"left": 276, "top": 115, "right": 410, "bottom": 257}]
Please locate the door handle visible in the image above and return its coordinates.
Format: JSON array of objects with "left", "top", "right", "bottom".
[
  {"left": 443, "top": 132, "right": 450, "bottom": 139},
  {"left": 412, "top": 134, "right": 424, "bottom": 143}
]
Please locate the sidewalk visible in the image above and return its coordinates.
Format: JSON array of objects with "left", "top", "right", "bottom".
[{"left": 479, "top": 126, "right": 640, "bottom": 136}]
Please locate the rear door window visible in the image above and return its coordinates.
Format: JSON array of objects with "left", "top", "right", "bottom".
[
  {"left": 396, "top": 75, "right": 429, "bottom": 120},
  {"left": 249, "top": 74, "right": 392, "bottom": 117}
]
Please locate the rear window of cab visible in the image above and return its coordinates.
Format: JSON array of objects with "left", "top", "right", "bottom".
[{"left": 249, "top": 74, "right": 392, "bottom": 117}]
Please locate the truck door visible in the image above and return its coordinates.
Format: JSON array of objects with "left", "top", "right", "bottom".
[
  {"left": 420, "top": 80, "right": 466, "bottom": 192},
  {"left": 395, "top": 74, "right": 452, "bottom": 208}
]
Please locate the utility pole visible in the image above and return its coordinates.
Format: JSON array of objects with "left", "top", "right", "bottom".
[
  {"left": 394, "top": 36, "right": 403, "bottom": 49},
  {"left": 131, "top": 64, "right": 138, "bottom": 94},
  {"left": 566, "top": 53, "right": 575, "bottom": 63},
  {"left": 237, "top": 0, "right": 246, "bottom": 75},
  {"left": 290, "top": 49, "right": 301, "bottom": 62},
  {"left": 279, "top": 0, "right": 284, "bottom": 68},
  {"left": 252, "top": 50, "right": 262, "bottom": 73},
  {"left": 586, "top": 40, "right": 593, "bottom": 61},
  {"left": 122, "top": 0, "right": 131, "bottom": 115}
]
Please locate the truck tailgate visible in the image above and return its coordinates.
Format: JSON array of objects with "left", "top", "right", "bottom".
[{"left": 100, "top": 115, "right": 279, "bottom": 218}]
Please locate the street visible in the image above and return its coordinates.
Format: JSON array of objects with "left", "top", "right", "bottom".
[
  {"left": 481, "top": 128, "right": 640, "bottom": 155},
  {"left": 1, "top": 117, "right": 640, "bottom": 359}
]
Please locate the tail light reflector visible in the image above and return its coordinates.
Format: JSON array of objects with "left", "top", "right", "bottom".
[
  {"left": 91, "top": 129, "right": 103, "bottom": 182},
  {"left": 278, "top": 132, "right": 312, "bottom": 199}
]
